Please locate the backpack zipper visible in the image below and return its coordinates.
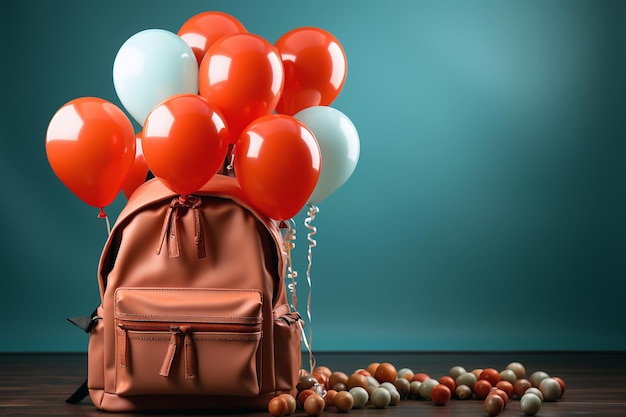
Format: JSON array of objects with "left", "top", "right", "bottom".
[{"left": 117, "top": 320, "right": 262, "bottom": 379}]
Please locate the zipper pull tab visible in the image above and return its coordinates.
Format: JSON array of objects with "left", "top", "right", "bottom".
[
  {"left": 157, "top": 198, "right": 181, "bottom": 258},
  {"left": 183, "top": 329, "right": 196, "bottom": 379},
  {"left": 159, "top": 327, "right": 181, "bottom": 377},
  {"left": 193, "top": 205, "right": 206, "bottom": 259},
  {"left": 117, "top": 325, "right": 129, "bottom": 368}
]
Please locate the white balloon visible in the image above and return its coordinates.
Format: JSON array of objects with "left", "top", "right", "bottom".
[
  {"left": 294, "top": 106, "right": 360, "bottom": 204},
  {"left": 113, "top": 29, "right": 198, "bottom": 125}
]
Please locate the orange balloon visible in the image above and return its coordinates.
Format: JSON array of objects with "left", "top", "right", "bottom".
[
  {"left": 234, "top": 114, "right": 321, "bottom": 221},
  {"left": 275, "top": 27, "right": 347, "bottom": 115},
  {"left": 178, "top": 11, "right": 247, "bottom": 65},
  {"left": 141, "top": 94, "right": 230, "bottom": 195},
  {"left": 45, "top": 97, "right": 135, "bottom": 211},
  {"left": 198, "top": 33, "right": 284, "bottom": 144},
  {"left": 121, "top": 134, "right": 149, "bottom": 199}
]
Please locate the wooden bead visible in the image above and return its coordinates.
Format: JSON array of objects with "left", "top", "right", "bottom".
[
  {"left": 538, "top": 377, "right": 561, "bottom": 402},
  {"left": 268, "top": 396, "right": 289, "bottom": 417},
  {"left": 333, "top": 390, "right": 354, "bottom": 412},
  {"left": 370, "top": 387, "right": 391, "bottom": 408},
  {"left": 484, "top": 393, "right": 504, "bottom": 416},
  {"left": 303, "top": 393, "right": 325, "bottom": 416},
  {"left": 520, "top": 392, "right": 542, "bottom": 415}
]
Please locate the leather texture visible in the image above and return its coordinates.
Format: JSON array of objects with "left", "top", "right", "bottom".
[{"left": 87, "top": 175, "right": 302, "bottom": 412}]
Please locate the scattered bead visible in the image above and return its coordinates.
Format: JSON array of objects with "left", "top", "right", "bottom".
[
  {"left": 374, "top": 362, "right": 398, "bottom": 383},
  {"left": 488, "top": 388, "right": 509, "bottom": 407},
  {"left": 311, "top": 371, "right": 328, "bottom": 389},
  {"left": 387, "top": 386, "right": 401, "bottom": 405},
  {"left": 538, "top": 377, "right": 561, "bottom": 401},
  {"left": 430, "top": 384, "right": 452, "bottom": 406},
  {"left": 456, "top": 371, "right": 477, "bottom": 389},
  {"left": 278, "top": 394, "right": 296, "bottom": 415},
  {"left": 418, "top": 378, "right": 440, "bottom": 400},
  {"left": 365, "top": 362, "right": 380, "bottom": 377},
  {"left": 484, "top": 393, "right": 505, "bottom": 416},
  {"left": 448, "top": 365, "right": 467, "bottom": 380},
  {"left": 479, "top": 368, "right": 501, "bottom": 386},
  {"left": 471, "top": 368, "right": 484, "bottom": 380},
  {"left": 328, "top": 371, "right": 349, "bottom": 389},
  {"left": 268, "top": 396, "right": 289, "bottom": 417},
  {"left": 506, "top": 361, "right": 526, "bottom": 379},
  {"left": 495, "top": 380, "right": 514, "bottom": 401},
  {"left": 529, "top": 370, "right": 550, "bottom": 387},
  {"left": 473, "top": 379, "right": 493, "bottom": 400},
  {"left": 303, "top": 393, "right": 325, "bottom": 416},
  {"left": 348, "top": 386, "right": 369, "bottom": 409},
  {"left": 499, "top": 369, "right": 517, "bottom": 385},
  {"left": 455, "top": 384, "right": 472, "bottom": 400},
  {"left": 370, "top": 387, "right": 391, "bottom": 408},
  {"left": 325, "top": 390, "right": 337, "bottom": 407},
  {"left": 409, "top": 380, "right": 422, "bottom": 398},
  {"left": 514, "top": 378, "right": 532, "bottom": 398},
  {"left": 379, "top": 382, "right": 396, "bottom": 392},
  {"left": 411, "top": 372, "right": 430, "bottom": 382},
  {"left": 524, "top": 387, "right": 544, "bottom": 402},
  {"left": 552, "top": 376, "right": 566, "bottom": 397},
  {"left": 400, "top": 371, "right": 414, "bottom": 381},
  {"left": 392, "top": 376, "right": 411, "bottom": 398},
  {"left": 397, "top": 367, "right": 414, "bottom": 378},
  {"left": 365, "top": 375, "right": 380, "bottom": 388},
  {"left": 297, "top": 389, "right": 317, "bottom": 410},
  {"left": 332, "top": 382, "right": 347, "bottom": 392},
  {"left": 297, "top": 375, "right": 318, "bottom": 392},
  {"left": 346, "top": 373, "right": 368, "bottom": 390},
  {"left": 313, "top": 366, "right": 332, "bottom": 379},
  {"left": 438, "top": 375, "right": 456, "bottom": 393},
  {"left": 333, "top": 390, "right": 354, "bottom": 412},
  {"left": 520, "top": 392, "right": 542, "bottom": 415}
]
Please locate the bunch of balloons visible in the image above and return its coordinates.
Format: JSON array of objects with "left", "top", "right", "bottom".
[{"left": 45, "top": 11, "right": 360, "bottom": 222}]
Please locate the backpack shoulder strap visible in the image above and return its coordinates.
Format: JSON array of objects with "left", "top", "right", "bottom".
[{"left": 66, "top": 379, "right": 89, "bottom": 404}]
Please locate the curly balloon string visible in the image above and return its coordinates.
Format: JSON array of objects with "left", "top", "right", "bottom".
[
  {"left": 303, "top": 204, "right": 319, "bottom": 372},
  {"left": 299, "top": 319, "right": 316, "bottom": 373},
  {"left": 226, "top": 149, "right": 235, "bottom": 173},
  {"left": 281, "top": 219, "right": 298, "bottom": 312}
]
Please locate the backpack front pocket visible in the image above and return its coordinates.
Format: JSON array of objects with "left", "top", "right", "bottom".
[{"left": 113, "top": 288, "right": 263, "bottom": 397}]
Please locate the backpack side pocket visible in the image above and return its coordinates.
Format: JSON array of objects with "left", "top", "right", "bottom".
[{"left": 273, "top": 304, "right": 302, "bottom": 393}]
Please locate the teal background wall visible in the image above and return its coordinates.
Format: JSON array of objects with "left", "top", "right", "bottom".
[{"left": 2, "top": 0, "right": 625, "bottom": 352}]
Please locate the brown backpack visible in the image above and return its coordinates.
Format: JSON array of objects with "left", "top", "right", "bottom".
[{"left": 68, "top": 174, "right": 302, "bottom": 412}]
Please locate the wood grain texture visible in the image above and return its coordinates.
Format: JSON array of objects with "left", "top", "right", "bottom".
[{"left": 1, "top": 352, "right": 625, "bottom": 416}]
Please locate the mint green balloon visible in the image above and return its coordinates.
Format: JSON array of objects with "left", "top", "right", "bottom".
[
  {"left": 294, "top": 106, "right": 360, "bottom": 205},
  {"left": 113, "top": 29, "right": 198, "bottom": 125}
]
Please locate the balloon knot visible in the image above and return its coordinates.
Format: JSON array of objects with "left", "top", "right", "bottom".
[
  {"left": 97, "top": 208, "right": 107, "bottom": 218},
  {"left": 279, "top": 221, "right": 288, "bottom": 229}
]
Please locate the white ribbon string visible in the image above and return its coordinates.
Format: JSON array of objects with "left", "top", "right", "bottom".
[
  {"left": 98, "top": 208, "right": 111, "bottom": 236},
  {"left": 104, "top": 215, "right": 111, "bottom": 236},
  {"left": 303, "top": 204, "right": 319, "bottom": 372},
  {"left": 281, "top": 217, "right": 316, "bottom": 372},
  {"left": 226, "top": 151, "right": 235, "bottom": 172},
  {"left": 299, "top": 320, "right": 315, "bottom": 372},
  {"left": 282, "top": 220, "right": 298, "bottom": 312}
]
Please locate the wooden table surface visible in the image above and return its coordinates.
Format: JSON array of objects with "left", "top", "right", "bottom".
[{"left": 1, "top": 351, "right": 625, "bottom": 416}]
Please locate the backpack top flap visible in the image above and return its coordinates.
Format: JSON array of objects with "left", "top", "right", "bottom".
[{"left": 97, "top": 174, "right": 286, "bottom": 301}]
